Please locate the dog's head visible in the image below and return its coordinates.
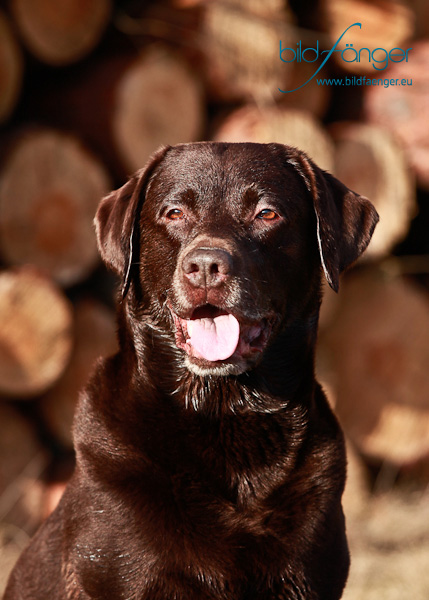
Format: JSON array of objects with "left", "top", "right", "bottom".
[{"left": 95, "top": 143, "right": 378, "bottom": 377}]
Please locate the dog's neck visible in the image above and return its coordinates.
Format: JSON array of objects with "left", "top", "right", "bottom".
[{"left": 119, "top": 301, "right": 320, "bottom": 416}]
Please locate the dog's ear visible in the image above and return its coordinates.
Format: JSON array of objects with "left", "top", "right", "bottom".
[
  {"left": 94, "top": 145, "right": 170, "bottom": 297},
  {"left": 288, "top": 149, "right": 379, "bottom": 292}
]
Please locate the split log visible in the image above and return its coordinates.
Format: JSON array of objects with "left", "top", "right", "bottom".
[
  {"left": 203, "top": 0, "right": 295, "bottom": 102},
  {"left": 0, "top": 10, "right": 23, "bottom": 124},
  {"left": 41, "top": 298, "right": 118, "bottom": 449},
  {"left": 330, "top": 122, "right": 416, "bottom": 258},
  {"left": 364, "top": 41, "right": 429, "bottom": 190},
  {"left": 0, "top": 128, "right": 110, "bottom": 286},
  {"left": 214, "top": 105, "right": 335, "bottom": 172},
  {"left": 319, "top": 0, "right": 414, "bottom": 74},
  {"left": 22, "top": 47, "right": 205, "bottom": 178},
  {"left": 10, "top": 0, "right": 111, "bottom": 66},
  {"left": 320, "top": 268, "right": 429, "bottom": 467},
  {"left": 0, "top": 267, "right": 73, "bottom": 398}
]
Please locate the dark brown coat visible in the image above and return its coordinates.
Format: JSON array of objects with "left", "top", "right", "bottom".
[{"left": 4, "top": 143, "right": 378, "bottom": 600}]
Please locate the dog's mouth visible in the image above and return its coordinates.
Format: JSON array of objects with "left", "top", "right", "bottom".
[{"left": 170, "top": 304, "right": 272, "bottom": 364}]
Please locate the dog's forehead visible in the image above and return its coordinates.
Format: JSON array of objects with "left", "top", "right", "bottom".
[{"left": 151, "top": 143, "right": 303, "bottom": 193}]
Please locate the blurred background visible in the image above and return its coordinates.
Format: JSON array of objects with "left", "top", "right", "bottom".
[{"left": 0, "top": 0, "right": 428, "bottom": 597}]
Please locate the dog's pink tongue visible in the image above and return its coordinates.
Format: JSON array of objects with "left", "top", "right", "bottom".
[{"left": 188, "top": 314, "right": 240, "bottom": 361}]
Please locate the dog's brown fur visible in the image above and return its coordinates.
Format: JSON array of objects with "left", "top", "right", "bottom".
[{"left": 4, "top": 143, "right": 378, "bottom": 600}]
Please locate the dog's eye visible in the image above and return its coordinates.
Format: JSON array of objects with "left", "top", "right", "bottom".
[
  {"left": 256, "top": 209, "right": 278, "bottom": 221},
  {"left": 166, "top": 208, "right": 185, "bottom": 220}
]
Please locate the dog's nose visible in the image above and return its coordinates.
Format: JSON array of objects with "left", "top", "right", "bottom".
[{"left": 182, "top": 247, "right": 233, "bottom": 288}]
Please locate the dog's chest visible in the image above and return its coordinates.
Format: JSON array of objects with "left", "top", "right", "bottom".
[
  {"left": 72, "top": 485, "right": 289, "bottom": 600},
  {"left": 72, "top": 424, "right": 300, "bottom": 598}
]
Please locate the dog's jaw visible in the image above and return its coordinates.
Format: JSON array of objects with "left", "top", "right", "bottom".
[{"left": 184, "top": 356, "right": 248, "bottom": 377}]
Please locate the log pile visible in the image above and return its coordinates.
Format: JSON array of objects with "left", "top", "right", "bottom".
[{"left": 1, "top": 0, "right": 429, "bottom": 588}]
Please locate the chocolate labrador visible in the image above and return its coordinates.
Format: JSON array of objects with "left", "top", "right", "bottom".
[{"left": 4, "top": 142, "right": 378, "bottom": 600}]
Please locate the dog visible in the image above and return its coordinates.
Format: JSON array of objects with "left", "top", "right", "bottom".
[{"left": 4, "top": 142, "right": 378, "bottom": 599}]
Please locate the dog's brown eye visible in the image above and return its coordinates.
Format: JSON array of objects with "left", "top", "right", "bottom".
[
  {"left": 256, "top": 209, "right": 278, "bottom": 221},
  {"left": 166, "top": 208, "right": 185, "bottom": 220}
]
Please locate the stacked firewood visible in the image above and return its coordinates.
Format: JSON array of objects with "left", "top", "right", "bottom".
[{"left": 1, "top": 0, "right": 429, "bottom": 590}]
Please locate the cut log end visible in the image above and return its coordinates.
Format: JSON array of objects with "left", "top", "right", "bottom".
[
  {"left": 331, "top": 122, "right": 416, "bottom": 258},
  {"left": 0, "top": 267, "right": 73, "bottom": 398},
  {"left": 203, "top": 1, "right": 295, "bottom": 102},
  {"left": 320, "top": 0, "right": 415, "bottom": 74},
  {"left": 320, "top": 269, "right": 429, "bottom": 467},
  {"left": 113, "top": 49, "right": 204, "bottom": 173},
  {"left": 0, "top": 128, "right": 111, "bottom": 286},
  {"left": 10, "top": 0, "right": 112, "bottom": 66},
  {"left": 214, "top": 105, "right": 335, "bottom": 173}
]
